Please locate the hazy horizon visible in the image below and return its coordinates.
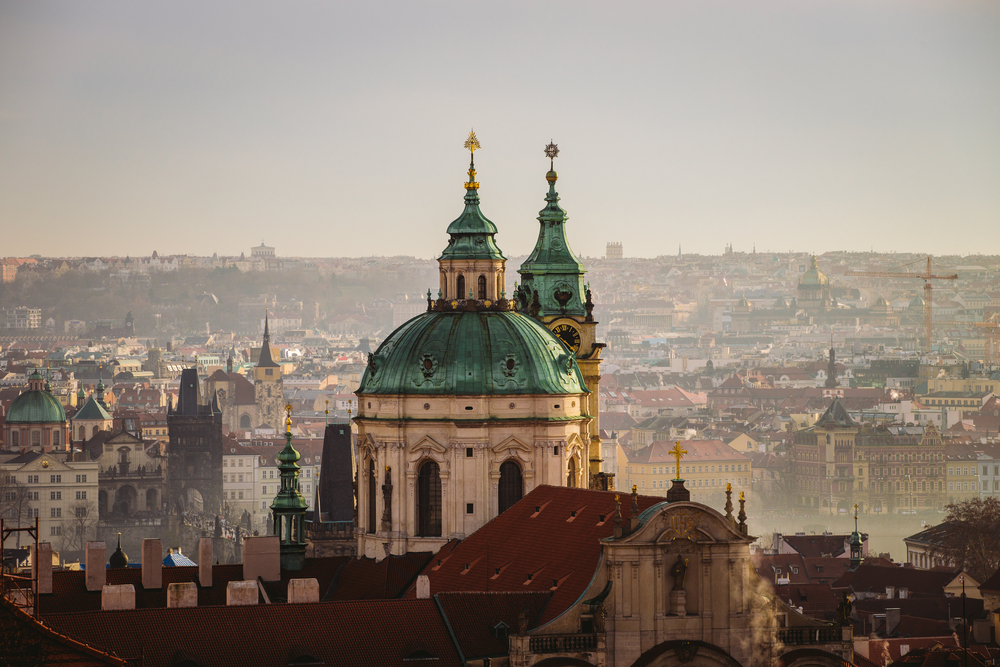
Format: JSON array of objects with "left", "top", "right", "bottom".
[{"left": 2, "top": 1, "right": 998, "bottom": 259}]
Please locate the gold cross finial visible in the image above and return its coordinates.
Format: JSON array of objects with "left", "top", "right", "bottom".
[
  {"left": 285, "top": 403, "right": 293, "bottom": 433},
  {"left": 669, "top": 441, "right": 687, "bottom": 480}
]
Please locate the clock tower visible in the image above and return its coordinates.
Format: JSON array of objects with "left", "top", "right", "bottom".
[{"left": 516, "top": 143, "right": 611, "bottom": 490}]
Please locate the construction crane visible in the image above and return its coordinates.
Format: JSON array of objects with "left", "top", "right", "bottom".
[
  {"left": 844, "top": 257, "right": 958, "bottom": 353},
  {"left": 934, "top": 314, "right": 1000, "bottom": 368}
]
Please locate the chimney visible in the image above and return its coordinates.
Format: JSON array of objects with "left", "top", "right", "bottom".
[
  {"left": 885, "top": 585, "right": 895, "bottom": 599},
  {"left": 199, "top": 538, "right": 213, "bottom": 588},
  {"left": 899, "top": 587, "right": 908, "bottom": 599},
  {"left": 142, "top": 539, "right": 162, "bottom": 589},
  {"left": 416, "top": 575, "right": 430, "bottom": 599},
  {"left": 85, "top": 541, "right": 107, "bottom": 592},
  {"left": 287, "top": 578, "right": 319, "bottom": 604},
  {"left": 886, "top": 608, "right": 900, "bottom": 635},
  {"left": 101, "top": 584, "right": 136, "bottom": 610},
  {"left": 167, "top": 582, "right": 198, "bottom": 608},
  {"left": 243, "top": 536, "right": 280, "bottom": 582},
  {"left": 227, "top": 580, "right": 259, "bottom": 606},
  {"left": 32, "top": 542, "right": 52, "bottom": 595}
]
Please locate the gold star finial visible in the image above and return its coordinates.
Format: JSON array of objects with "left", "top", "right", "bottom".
[
  {"left": 669, "top": 441, "right": 688, "bottom": 480},
  {"left": 544, "top": 140, "right": 559, "bottom": 171},
  {"left": 464, "top": 130, "right": 481, "bottom": 191},
  {"left": 464, "top": 130, "right": 481, "bottom": 153}
]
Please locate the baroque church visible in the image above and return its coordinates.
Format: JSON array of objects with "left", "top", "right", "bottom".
[{"left": 355, "top": 136, "right": 611, "bottom": 558}]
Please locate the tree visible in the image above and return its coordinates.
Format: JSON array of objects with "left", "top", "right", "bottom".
[
  {"left": 57, "top": 500, "right": 98, "bottom": 561},
  {"left": 932, "top": 497, "right": 1000, "bottom": 583},
  {"left": 0, "top": 475, "right": 34, "bottom": 550}
]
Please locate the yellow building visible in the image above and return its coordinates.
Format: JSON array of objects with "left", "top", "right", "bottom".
[
  {"left": 946, "top": 446, "right": 980, "bottom": 503},
  {"left": 622, "top": 440, "right": 751, "bottom": 506}
]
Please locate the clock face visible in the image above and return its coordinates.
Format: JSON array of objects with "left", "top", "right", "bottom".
[{"left": 552, "top": 323, "right": 581, "bottom": 353}]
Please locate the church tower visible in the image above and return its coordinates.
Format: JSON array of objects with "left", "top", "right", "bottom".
[
  {"left": 271, "top": 405, "right": 308, "bottom": 571},
  {"left": 253, "top": 313, "right": 284, "bottom": 430},
  {"left": 516, "top": 143, "right": 610, "bottom": 490}
]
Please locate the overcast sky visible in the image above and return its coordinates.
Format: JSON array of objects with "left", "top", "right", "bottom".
[{"left": 1, "top": 1, "right": 998, "bottom": 259}]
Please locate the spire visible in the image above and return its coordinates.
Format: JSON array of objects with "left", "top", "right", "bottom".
[
  {"left": 517, "top": 141, "right": 587, "bottom": 318},
  {"left": 271, "top": 404, "right": 308, "bottom": 571},
  {"left": 109, "top": 532, "right": 129, "bottom": 568},
  {"left": 256, "top": 311, "right": 279, "bottom": 369},
  {"left": 849, "top": 504, "right": 863, "bottom": 571},
  {"left": 439, "top": 131, "right": 505, "bottom": 262},
  {"left": 96, "top": 364, "right": 107, "bottom": 409}
]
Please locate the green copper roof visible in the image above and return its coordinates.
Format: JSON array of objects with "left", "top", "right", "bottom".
[
  {"left": 74, "top": 394, "right": 112, "bottom": 421},
  {"left": 800, "top": 256, "right": 828, "bottom": 286},
  {"left": 517, "top": 170, "right": 587, "bottom": 318},
  {"left": 439, "top": 155, "right": 506, "bottom": 262},
  {"left": 7, "top": 389, "right": 67, "bottom": 424},
  {"left": 358, "top": 310, "right": 588, "bottom": 396}
]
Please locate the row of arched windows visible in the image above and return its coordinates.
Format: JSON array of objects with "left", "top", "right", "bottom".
[
  {"left": 450, "top": 273, "right": 502, "bottom": 300},
  {"left": 364, "top": 458, "right": 525, "bottom": 536}
]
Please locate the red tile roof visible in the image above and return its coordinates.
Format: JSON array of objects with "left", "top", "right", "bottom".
[
  {"left": 43, "top": 598, "right": 464, "bottom": 667},
  {"left": 435, "top": 591, "right": 551, "bottom": 659},
  {"left": 405, "top": 485, "right": 664, "bottom": 625},
  {"left": 325, "top": 552, "right": 433, "bottom": 601}
]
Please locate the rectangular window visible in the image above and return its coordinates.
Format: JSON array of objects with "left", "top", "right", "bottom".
[
  {"left": 75, "top": 506, "right": 87, "bottom": 518},
  {"left": 50, "top": 475, "right": 61, "bottom": 483},
  {"left": 238, "top": 459, "right": 244, "bottom": 467},
  {"left": 75, "top": 491, "right": 87, "bottom": 500},
  {"left": 28, "top": 475, "right": 38, "bottom": 484},
  {"left": 949, "top": 482, "right": 954, "bottom": 491},
  {"left": 50, "top": 526, "right": 61, "bottom": 536},
  {"left": 53, "top": 431, "right": 60, "bottom": 446},
  {"left": 262, "top": 485, "right": 267, "bottom": 495},
  {"left": 238, "top": 474, "right": 244, "bottom": 483},
  {"left": 11, "top": 432, "right": 18, "bottom": 448},
  {"left": 238, "top": 491, "right": 244, "bottom": 500},
  {"left": 29, "top": 491, "right": 39, "bottom": 501},
  {"left": 949, "top": 467, "right": 954, "bottom": 475},
  {"left": 31, "top": 431, "right": 40, "bottom": 447},
  {"left": 50, "top": 491, "right": 61, "bottom": 500},
  {"left": 50, "top": 507, "right": 61, "bottom": 518}
]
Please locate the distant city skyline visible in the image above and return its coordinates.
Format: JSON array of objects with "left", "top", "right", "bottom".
[{"left": 1, "top": 1, "right": 997, "bottom": 259}]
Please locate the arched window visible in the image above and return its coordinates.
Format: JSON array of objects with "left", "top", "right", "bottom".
[
  {"left": 478, "top": 275, "right": 487, "bottom": 300},
  {"left": 567, "top": 457, "right": 578, "bottom": 488},
  {"left": 497, "top": 275, "right": 503, "bottom": 298},
  {"left": 367, "top": 458, "right": 377, "bottom": 534},
  {"left": 416, "top": 460, "right": 442, "bottom": 537},
  {"left": 11, "top": 431, "right": 18, "bottom": 449},
  {"left": 240, "top": 414, "right": 251, "bottom": 429},
  {"left": 456, "top": 275, "right": 466, "bottom": 300},
  {"left": 52, "top": 430, "right": 60, "bottom": 447},
  {"left": 78, "top": 426, "right": 86, "bottom": 441},
  {"left": 498, "top": 460, "right": 523, "bottom": 514},
  {"left": 92, "top": 425, "right": 100, "bottom": 438}
]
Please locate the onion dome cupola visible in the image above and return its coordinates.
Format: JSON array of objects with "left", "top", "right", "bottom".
[
  {"left": 848, "top": 505, "right": 863, "bottom": 571},
  {"left": 516, "top": 142, "right": 587, "bottom": 319},
  {"left": 437, "top": 131, "right": 507, "bottom": 302},
  {"left": 109, "top": 532, "right": 129, "bottom": 568},
  {"left": 270, "top": 405, "right": 308, "bottom": 571}
]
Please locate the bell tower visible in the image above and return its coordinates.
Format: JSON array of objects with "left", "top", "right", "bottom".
[
  {"left": 253, "top": 312, "right": 284, "bottom": 430},
  {"left": 516, "top": 142, "right": 610, "bottom": 490}
]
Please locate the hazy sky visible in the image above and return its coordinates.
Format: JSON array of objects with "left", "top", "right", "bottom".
[{"left": 1, "top": 1, "right": 998, "bottom": 259}]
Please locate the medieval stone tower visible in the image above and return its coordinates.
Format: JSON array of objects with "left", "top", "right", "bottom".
[
  {"left": 166, "top": 367, "right": 224, "bottom": 515},
  {"left": 253, "top": 314, "right": 285, "bottom": 430}
]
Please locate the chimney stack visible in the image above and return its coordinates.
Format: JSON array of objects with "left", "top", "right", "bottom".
[
  {"left": 85, "top": 542, "right": 106, "bottom": 592},
  {"left": 243, "top": 536, "right": 280, "bottom": 582},
  {"left": 101, "top": 584, "right": 136, "bottom": 610},
  {"left": 416, "top": 575, "right": 430, "bottom": 599},
  {"left": 199, "top": 538, "right": 213, "bottom": 588},
  {"left": 886, "top": 608, "right": 901, "bottom": 635},
  {"left": 142, "top": 539, "right": 162, "bottom": 589},
  {"left": 32, "top": 542, "right": 52, "bottom": 595},
  {"left": 287, "top": 579, "right": 319, "bottom": 604}
]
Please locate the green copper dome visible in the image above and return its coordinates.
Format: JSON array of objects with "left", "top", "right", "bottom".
[
  {"left": 800, "top": 256, "right": 829, "bottom": 286},
  {"left": 359, "top": 310, "right": 588, "bottom": 396},
  {"left": 7, "top": 389, "right": 68, "bottom": 424}
]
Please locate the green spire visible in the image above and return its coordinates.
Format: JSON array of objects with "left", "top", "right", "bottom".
[
  {"left": 517, "top": 142, "right": 586, "bottom": 318},
  {"left": 848, "top": 503, "right": 863, "bottom": 571},
  {"left": 270, "top": 405, "right": 308, "bottom": 571},
  {"left": 439, "top": 132, "right": 506, "bottom": 262}
]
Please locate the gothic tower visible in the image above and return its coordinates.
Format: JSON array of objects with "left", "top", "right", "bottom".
[
  {"left": 166, "top": 367, "right": 224, "bottom": 515},
  {"left": 516, "top": 143, "right": 610, "bottom": 490},
  {"left": 254, "top": 313, "right": 284, "bottom": 430}
]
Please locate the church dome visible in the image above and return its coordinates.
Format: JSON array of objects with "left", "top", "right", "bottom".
[
  {"left": 358, "top": 310, "right": 587, "bottom": 396},
  {"left": 799, "top": 256, "right": 829, "bottom": 286},
  {"left": 7, "top": 375, "right": 67, "bottom": 424}
]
